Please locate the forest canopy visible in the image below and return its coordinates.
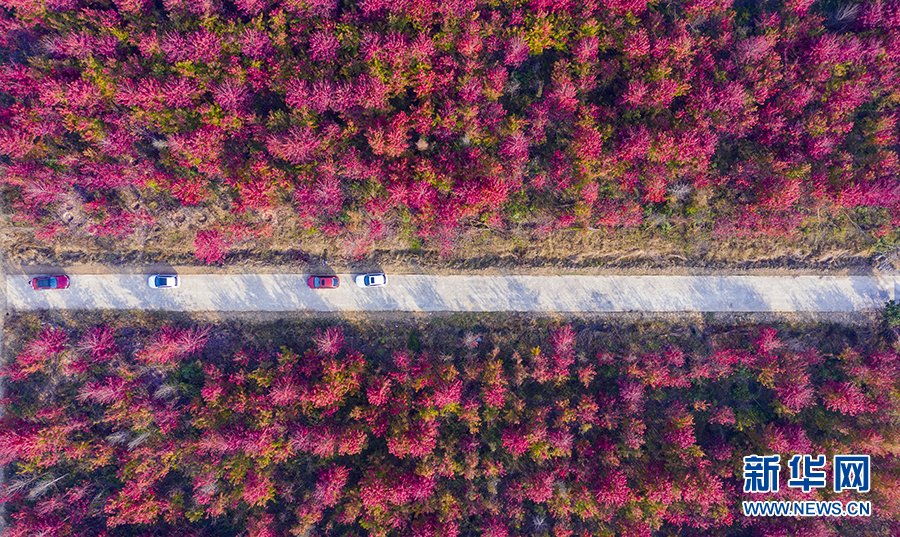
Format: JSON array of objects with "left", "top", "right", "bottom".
[
  {"left": 1, "top": 315, "right": 898, "bottom": 536},
  {"left": 0, "top": 0, "right": 898, "bottom": 262}
]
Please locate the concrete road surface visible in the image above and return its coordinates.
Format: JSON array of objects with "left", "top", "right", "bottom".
[{"left": 7, "top": 274, "right": 899, "bottom": 312}]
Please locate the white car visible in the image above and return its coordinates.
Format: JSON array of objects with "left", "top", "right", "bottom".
[
  {"left": 355, "top": 273, "right": 387, "bottom": 288},
  {"left": 148, "top": 274, "right": 180, "bottom": 289}
]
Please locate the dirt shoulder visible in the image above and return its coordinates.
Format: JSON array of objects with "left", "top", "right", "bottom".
[
  {"left": 5, "top": 257, "right": 895, "bottom": 277},
  {"left": 177, "top": 309, "right": 885, "bottom": 329},
  {"left": 7, "top": 241, "right": 899, "bottom": 277},
  {"left": 5, "top": 218, "right": 898, "bottom": 277},
  {"left": 5, "top": 310, "right": 890, "bottom": 368}
]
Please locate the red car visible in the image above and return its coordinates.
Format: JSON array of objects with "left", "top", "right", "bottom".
[
  {"left": 31, "top": 275, "right": 70, "bottom": 290},
  {"left": 307, "top": 275, "right": 339, "bottom": 289}
]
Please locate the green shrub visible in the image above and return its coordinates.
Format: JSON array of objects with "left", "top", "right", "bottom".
[{"left": 884, "top": 300, "right": 900, "bottom": 328}]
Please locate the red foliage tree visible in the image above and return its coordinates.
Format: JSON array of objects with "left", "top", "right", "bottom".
[
  {"left": 387, "top": 418, "right": 438, "bottom": 458},
  {"left": 313, "top": 326, "right": 345, "bottom": 357},
  {"left": 367, "top": 377, "right": 393, "bottom": 406},
  {"left": 503, "top": 36, "right": 529, "bottom": 67},
  {"left": 550, "top": 324, "right": 576, "bottom": 382},
  {"left": 76, "top": 376, "right": 129, "bottom": 404},
  {"left": 270, "top": 378, "right": 300, "bottom": 406},
  {"left": 137, "top": 325, "right": 210, "bottom": 365},
  {"left": 309, "top": 31, "right": 341, "bottom": 62},
  {"left": 822, "top": 381, "right": 876, "bottom": 415},
  {"left": 267, "top": 126, "right": 321, "bottom": 164},
  {"left": 501, "top": 427, "right": 530, "bottom": 457},
  {"left": 242, "top": 470, "right": 274, "bottom": 507},
  {"left": 314, "top": 465, "right": 350, "bottom": 507},
  {"left": 194, "top": 229, "right": 231, "bottom": 264}
]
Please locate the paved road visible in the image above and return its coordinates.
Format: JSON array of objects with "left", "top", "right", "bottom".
[{"left": 7, "top": 274, "right": 899, "bottom": 312}]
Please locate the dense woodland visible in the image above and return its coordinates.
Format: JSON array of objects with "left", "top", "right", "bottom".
[
  {"left": 2, "top": 0, "right": 900, "bottom": 534},
  {"left": 0, "top": 0, "right": 898, "bottom": 261},
  {"left": 0, "top": 317, "right": 898, "bottom": 536}
]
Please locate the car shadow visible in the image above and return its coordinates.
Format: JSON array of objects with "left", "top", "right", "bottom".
[
  {"left": 307, "top": 266, "right": 338, "bottom": 277},
  {"left": 305, "top": 248, "right": 337, "bottom": 278},
  {"left": 143, "top": 263, "right": 177, "bottom": 275}
]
